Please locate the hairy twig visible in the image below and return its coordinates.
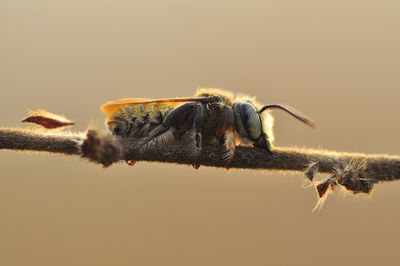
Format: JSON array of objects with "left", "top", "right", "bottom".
[
  {"left": 0, "top": 128, "right": 82, "bottom": 155},
  {"left": 1, "top": 127, "right": 399, "bottom": 175},
  {"left": 2, "top": 127, "right": 400, "bottom": 207}
]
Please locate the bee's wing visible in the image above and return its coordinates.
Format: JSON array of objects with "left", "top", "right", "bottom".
[
  {"left": 101, "top": 98, "right": 151, "bottom": 117},
  {"left": 100, "top": 97, "right": 211, "bottom": 118}
]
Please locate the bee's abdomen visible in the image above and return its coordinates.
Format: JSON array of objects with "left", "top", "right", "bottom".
[{"left": 107, "top": 105, "right": 172, "bottom": 138}]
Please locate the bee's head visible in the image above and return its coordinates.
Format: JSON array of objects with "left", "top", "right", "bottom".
[
  {"left": 232, "top": 101, "right": 272, "bottom": 153},
  {"left": 232, "top": 101, "right": 315, "bottom": 154}
]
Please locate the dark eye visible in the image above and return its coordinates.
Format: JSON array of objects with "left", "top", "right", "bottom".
[{"left": 233, "top": 101, "right": 262, "bottom": 140}]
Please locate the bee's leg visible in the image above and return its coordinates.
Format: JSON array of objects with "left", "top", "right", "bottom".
[
  {"left": 216, "top": 106, "right": 235, "bottom": 164},
  {"left": 186, "top": 103, "right": 205, "bottom": 169},
  {"left": 223, "top": 128, "right": 235, "bottom": 163},
  {"left": 132, "top": 102, "right": 196, "bottom": 153}
]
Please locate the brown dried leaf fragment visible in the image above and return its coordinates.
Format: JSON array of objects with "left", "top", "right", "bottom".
[
  {"left": 316, "top": 176, "right": 338, "bottom": 198},
  {"left": 22, "top": 110, "right": 74, "bottom": 129},
  {"left": 305, "top": 161, "right": 319, "bottom": 181}
]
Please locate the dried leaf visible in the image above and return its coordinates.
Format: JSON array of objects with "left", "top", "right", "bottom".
[
  {"left": 305, "top": 161, "right": 319, "bottom": 181},
  {"left": 22, "top": 110, "right": 74, "bottom": 129},
  {"left": 316, "top": 180, "right": 330, "bottom": 198},
  {"left": 316, "top": 176, "right": 337, "bottom": 198}
]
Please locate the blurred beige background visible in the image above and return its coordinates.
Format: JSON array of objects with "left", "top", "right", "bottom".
[{"left": 1, "top": 0, "right": 399, "bottom": 265}]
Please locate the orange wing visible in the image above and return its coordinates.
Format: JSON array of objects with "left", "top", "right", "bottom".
[{"left": 100, "top": 97, "right": 212, "bottom": 118}]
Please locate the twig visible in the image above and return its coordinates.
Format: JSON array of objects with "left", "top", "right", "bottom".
[
  {"left": 1, "top": 127, "right": 399, "bottom": 174},
  {"left": 1, "top": 127, "right": 400, "bottom": 200},
  {"left": 0, "top": 128, "right": 82, "bottom": 155}
]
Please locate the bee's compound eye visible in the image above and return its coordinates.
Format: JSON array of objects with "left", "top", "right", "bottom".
[{"left": 233, "top": 101, "right": 262, "bottom": 141}]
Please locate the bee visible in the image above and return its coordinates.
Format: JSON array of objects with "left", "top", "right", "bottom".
[{"left": 101, "top": 89, "right": 314, "bottom": 165}]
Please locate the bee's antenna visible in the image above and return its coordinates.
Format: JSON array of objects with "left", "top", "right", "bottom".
[{"left": 259, "top": 104, "right": 316, "bottom": 128}]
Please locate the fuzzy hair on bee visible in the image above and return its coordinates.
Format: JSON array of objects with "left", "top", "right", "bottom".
[{"left": 100, "top": 89, "right": 314, "bottom": 166}]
